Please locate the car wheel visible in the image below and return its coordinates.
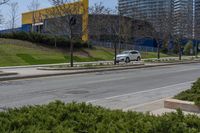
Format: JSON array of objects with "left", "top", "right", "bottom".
[
  {"left": 137, "top": 57, "right": 141, "bottom": 61},
  {"left": 125, "top": 57, "right": 130, "bottom": 63}
]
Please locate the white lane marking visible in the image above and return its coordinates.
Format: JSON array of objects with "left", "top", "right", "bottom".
[
  {"left": 85, "top": 77, "right": 127, "bottom": 84},
  {"left": 173, "top": 67, "right": 200, "bottom": 73},
  {"left": 87, "top": 81, "right": 194, "bottom": 103}
]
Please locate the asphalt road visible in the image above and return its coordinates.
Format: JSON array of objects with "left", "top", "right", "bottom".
[{"left": 0, "top": 63, "right": 200, "bottom": 110}]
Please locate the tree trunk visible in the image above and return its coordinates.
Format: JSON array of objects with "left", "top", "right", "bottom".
[
  {"left": 70, "top": 40, "right": 74, "bottom": 67},
  {"left": 69, "top": 26, "right": 74, "bottom": 67},
  {"left": 178, "top": 44, "right": 182, "bottom": 60},
  {"left": 195, "top": 41, "right": 198, "bottom": 58},
  {"left": 54, "top": 37, "right": 57, "bottom": 48},
  {"left": 157, "top": 43, "right": 160, "bottom": 59},
  {"left": 114, "top": 42, "right": 117, "bottom": 65}
]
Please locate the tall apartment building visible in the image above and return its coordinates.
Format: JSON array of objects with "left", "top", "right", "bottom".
[
  {"left": 172, "top": 0, "right": 193, "bottom": 38},
  {"left": 119, "top": 0, "right": 173, "bottom": 33},
  {"left": 119, "top": 0, "right": 193, "bottom": 38},
  {"left": 195, "top": 0, "right": 200, "bottom": 39}
]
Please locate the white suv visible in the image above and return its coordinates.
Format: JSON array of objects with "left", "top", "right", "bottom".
[{"left": 116, "top": 50, "right": 141, "bottom": 63}]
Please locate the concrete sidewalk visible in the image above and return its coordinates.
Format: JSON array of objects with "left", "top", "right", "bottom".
[
  {"left": 0, "top": 67, "right": 79, "bottom": 81},
  {"left": 127, "top": 99, "right": 200, "bottom": 116}
]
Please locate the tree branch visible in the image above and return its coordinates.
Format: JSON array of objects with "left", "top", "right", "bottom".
[{"left": 0, "top": 0, "right": 9, "bottom": 5}]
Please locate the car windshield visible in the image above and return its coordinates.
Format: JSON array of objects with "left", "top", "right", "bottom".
[{"left": 120, "top": 51, "right": 129, "bottom": 54}]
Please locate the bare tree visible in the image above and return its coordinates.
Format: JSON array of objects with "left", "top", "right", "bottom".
[
  {"left": 90, "top": 3, "right": 119, "bottom": 64},
  {"left": 0, "top": 11, "right": 3, "bottom": 26},
  {"left": 0, "top": 0, "right": 9, "bottom": 26},
  {"left": 150, "top": 10, "right": 172, "bottom": 59},
  {"left": 129, "top": 2, "right": 172, "bottom": 59},
  {"left": 0, "top": 0, "right": 9, "bottom": 5},
  {"left": 44, "top": 22, "right": 59, "bottom": 48},
  {"left": 28, "top": 0, "right": 40, "bottom": 32},
  {"left": 90, "top": 3, "right": 132, "bottom": 64},
  {"left": 89, "top": 2, "right": 112, "bottom": 41},
  {"left": 105, "top": 14, "right": 132, "bottom": 64},
  {"left": 89, "top": 2, "right": 112, "bottom": 14},
  {"left": 107, "top": 14, "right": 121, "bottom": 65},
  {"left": 172, "top": 11, "right": 191, "bottom": 60},
  {"left": 8, "top": 2, "right": 19, "bottom": 31},
  {"left": 47, "top": 0, "right": 86, "bottom": 67}
]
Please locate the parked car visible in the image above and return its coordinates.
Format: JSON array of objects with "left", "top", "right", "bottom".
[{"left": 115, "top": 50, "right": 141, "bottom": 63}]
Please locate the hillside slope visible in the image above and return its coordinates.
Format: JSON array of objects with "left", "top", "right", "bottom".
[
  {"left": 0, "top": 38, "right": 171, "bottom": 67},
  {"left": 0, "top": 39, "right": 114, "bottom": 67}
]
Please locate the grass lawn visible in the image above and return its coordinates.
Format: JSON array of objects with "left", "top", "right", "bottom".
[
  {"left": 141, "top": 52, "right": 171, "bottom": 59},
  {"left": 0, "top": 44, "right": 67, "bottom": 67},
  {"left": 0, "top": 39, "right": 115, "bottom": 67},
  {"left": 0, "top": 38, "right": 171, "bottom": 67}
]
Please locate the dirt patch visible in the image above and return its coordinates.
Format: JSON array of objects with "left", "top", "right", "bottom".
[{"left": 74, "top": 49, "right": 90, "bottom": 57}]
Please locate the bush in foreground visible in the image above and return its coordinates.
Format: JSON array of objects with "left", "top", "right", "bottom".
[
  {"left": 0, "top": 101, "right": 200, "bottom": 133},
  {"left": 175, "top": 78, "right": 200, "bottom": 105}
]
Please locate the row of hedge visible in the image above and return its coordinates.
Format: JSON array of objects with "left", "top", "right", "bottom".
[
  {"left": 0, "top": 101, "right": 200, "bottom": 132},
  {"left": 0, "top": 32, "right": 91, "bottom": 49},
  {"left": 175, "top": 78, "right": 200, "bottom": 105}
]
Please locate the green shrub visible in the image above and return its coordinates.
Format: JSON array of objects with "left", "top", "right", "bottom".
[
  {"left": 175, "top": 78, "right": 200, "bottom": 105},
  {"left": 0, "top": 101, "right": 200, "bottom": 132},
  {"left": 161, "top": 47, "right": 168, "bottom": 54},
  {"left": 0, "top": 32, "right": 89, "bottom": 49},
  {"left": 184, "top": 41, "right": 193, "bottom": 55}
]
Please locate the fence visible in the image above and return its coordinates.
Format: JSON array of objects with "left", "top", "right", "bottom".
[{"left": 91, "top": 40, "right": 157, "bottom": 52}]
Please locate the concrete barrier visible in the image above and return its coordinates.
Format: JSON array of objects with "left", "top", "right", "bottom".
[
  {"left": 0, "top": 72, "right": 18, "bottom": 76},
  {"left": 164, "top": 99, "right": 200, "bottom": 113}
]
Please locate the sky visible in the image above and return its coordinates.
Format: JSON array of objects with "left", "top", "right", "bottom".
[{"left": 0, "top": 0, "right": 117, "bottom": 29}]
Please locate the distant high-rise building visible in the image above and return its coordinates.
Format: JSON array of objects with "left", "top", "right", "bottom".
[
  {"left": 119, "top": 0, "right": 173, "bottom": 33},
  {"left": 195, "top": 0, "right": 200, "bottom": 39},
  {"left": 119, "top": 0, "right": 193, "bottom": 38},
  {"left": 172, "top": 0, "right": 193, "bottom": 38}
]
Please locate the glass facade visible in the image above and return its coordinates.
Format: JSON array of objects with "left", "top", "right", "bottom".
[
  {"left": 119, "top": 0, "right": 193, "bottom": 38},
  {"left": 195, "top": 0, "right": 200, "bottom": 39},
  {"left": 172, "top": 0, "right": 193, "bottom": 38},
  {"left": 119, "top": 0, "right": 172, "bottom": 32}
]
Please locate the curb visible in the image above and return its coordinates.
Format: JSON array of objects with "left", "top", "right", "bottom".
[
  {"left": 0, "top": 72, "right": 18, "bottom": 77},
  {"left": 39, "top": 60, "right": 200, "bottom": 71},
  {"left": 37, "top": 63, "right": 145, "bottom": 71},
  {"left": 0, "top": 61, "right": 200, "bottom": 81},
  {"left": 164, "top": 99, "right": 200, "bottom": 113},
  {"left": 0, "top": 61, "right": 113, "bottom": 70}
]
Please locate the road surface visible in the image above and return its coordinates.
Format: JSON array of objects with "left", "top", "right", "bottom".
[{"left": 0, "top": 63, "right": 200, "bottom": 110}]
